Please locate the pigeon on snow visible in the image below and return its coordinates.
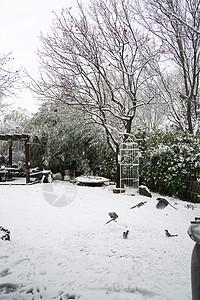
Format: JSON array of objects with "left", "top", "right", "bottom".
[
  {"left": 130, "top": 201, "right": 147, "bottom": 209},
  {"left": 105, "top": 212, "right": 119, "bottom": 225},
  {"left": 108, "top": 212, "right": 118, "bottom": 220},
  {"left": 123, "top": 230, "right": 129, "bottom": 239},
  {"left": 156, "top": 198, "right": 177, "bottom": 210}
]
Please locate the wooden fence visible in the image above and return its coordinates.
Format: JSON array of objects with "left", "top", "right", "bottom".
[
  {"left": 188, "top": 181, "right": 200, "bottom": 203},
  {"left": 188, "top": 168, "right": 200, "bottom": 203}
]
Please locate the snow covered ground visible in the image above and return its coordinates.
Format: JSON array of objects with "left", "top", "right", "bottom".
[{"left": 0, "top": 180, "right": 197, "bottom": 299}]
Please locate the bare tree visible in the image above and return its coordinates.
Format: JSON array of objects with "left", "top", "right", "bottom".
[
  {"left": 146, "top": 0, "right": 200, "bottom": 35},
  {"left": 135, "top": 97, "right": 168, "bottom": 130},
  {"left": 0, "top": 52, "right": 21, "bottom": 111},
  {"left": 133, "top": 0, "right": 200, "bottom": 134},
  {"left": 28, "top": 0, "right": 162, "bottom": 186}
]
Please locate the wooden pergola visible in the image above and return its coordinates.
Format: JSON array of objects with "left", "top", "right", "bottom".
[{"left": 0, "top": 134, "right": 39, "bottom": 184}]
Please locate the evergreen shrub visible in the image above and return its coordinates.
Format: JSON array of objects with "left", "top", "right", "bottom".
[{"left": 136, "top": 128, "right": 200, "bottom": 199}]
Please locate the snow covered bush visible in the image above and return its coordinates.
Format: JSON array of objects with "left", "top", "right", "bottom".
[
  {"left": 26, "top": 103, "right": 116, "bottom": 179},
  {"left": 136, "top": 128, "right": 200, "bottom": 199}
]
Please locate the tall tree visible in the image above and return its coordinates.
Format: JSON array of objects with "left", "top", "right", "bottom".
[
  {"left": 0, "top": 52, "right": 20, "bottom": 111},
  {"left": 134, "top": 0, "right": 200, "bottom": 134},
  {"left": 29, "top": 0, "right": 161, "bottom": 186}
]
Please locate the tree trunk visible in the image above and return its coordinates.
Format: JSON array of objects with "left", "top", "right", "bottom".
[
  {"left": 116, "top": 163, "right": 120, "bottom": 188},
  {"left": 187, "top": 98, "right": 193, "bottom": 134}
]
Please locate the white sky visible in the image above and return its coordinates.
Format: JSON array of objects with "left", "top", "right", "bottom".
[{"left": 0, "top": 0, "right": 76, "bottom": 114}]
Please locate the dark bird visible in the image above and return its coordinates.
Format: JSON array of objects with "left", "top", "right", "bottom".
[
  {"left": 105, "top": 212, "right": 118, "bottom": 225},
  {"left": 156, "top": 198, "right": 177, "bottom": 210},
  {"left": 108, "top": 212, "right": 118, "bottom": 220},
  {"left": 123, "top": 230, "right": 129, "bottom": 239},
  {"left": 165, "top": 230, "right": 178, "bottom": 237},
  {"left": 130, "top": 201, "right": 147, "bottom": 209}
]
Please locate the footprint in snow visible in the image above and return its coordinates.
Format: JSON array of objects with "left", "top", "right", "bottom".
[
  {"left": 0, "top": 267, "right": 11, "bottom": 277},
  {"left": 0, "top": 283, "right": 19, "bottom": 295},
  {"left": 0, "top": 255, "right": 8, "bottom": 263},
  {"left": 13, "top": 258, "right": 30, "bottom": 266}
]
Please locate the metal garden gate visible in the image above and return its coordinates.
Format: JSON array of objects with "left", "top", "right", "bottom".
[{"left": 119, "top": 137, "right": 139, "bottom": 194}]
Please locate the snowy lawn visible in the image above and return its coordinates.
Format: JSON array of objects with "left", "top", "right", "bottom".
[{"left": 0, "top": 181, "right": 197, "bottom": 299}]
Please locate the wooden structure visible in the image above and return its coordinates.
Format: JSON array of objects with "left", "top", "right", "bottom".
[
  {"left": 188, "top": 167, "right": 200, "bottom": 203},
  {"left": 0, "top": 134, "right": 39, "bottom": 184},
  {"left": 188, "top": 181, "right": 200, "bottom": 202}
]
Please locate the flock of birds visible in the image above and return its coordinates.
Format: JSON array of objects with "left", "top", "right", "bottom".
[{"left": 105, "top": 197, "right": 178, "bottom": 239}]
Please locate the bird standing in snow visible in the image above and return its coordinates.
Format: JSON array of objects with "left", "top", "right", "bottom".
[
  {"left": 130, "top": 201, "right": 147, "bottom": 209},
  {"left": 165, "top": 230, "right": 178, "bottom": 237},
  {"left": 156, "top": 198, "right": 177, "bottom": 210},
  {"left": 105, "top": 212, "right": 118, "bottom": 225},
  {"left": 123, "top": 230, "right": 129, "bottom": 239}
]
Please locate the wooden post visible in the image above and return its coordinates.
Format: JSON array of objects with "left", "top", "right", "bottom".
[
  {"left": 8, "top": 142, "right": 12, "bottom": 167},
  {"left": 25, "top": 141, "right": 30, "bottom": 184}
]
